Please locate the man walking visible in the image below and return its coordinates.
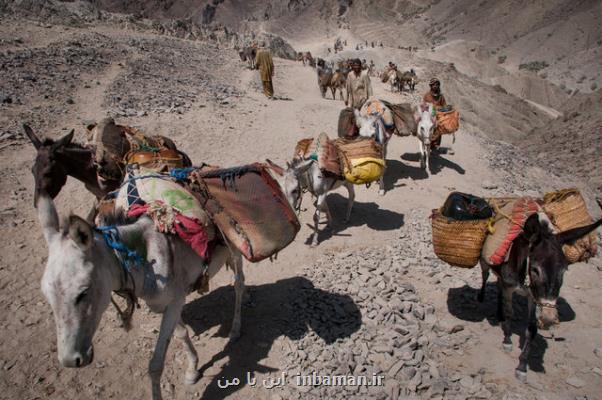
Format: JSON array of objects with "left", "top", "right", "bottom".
[
  {"left": 344, "top": 58, "right": 373, "bottom": 109},
  {"left": 254, "top": 41, "right": 275, "bottom": 99}
]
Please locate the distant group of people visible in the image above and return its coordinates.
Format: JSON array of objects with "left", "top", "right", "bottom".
[{"left": 249, "top": 42, "right": 449, "bottom": 150}]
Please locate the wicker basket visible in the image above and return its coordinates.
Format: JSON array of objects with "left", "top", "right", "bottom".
[
  {"left": 543, "top": 189, "right": 597, "bottom": 263},
  {"left": 431, "top": 209, "right": 490, "bottom": 268}
]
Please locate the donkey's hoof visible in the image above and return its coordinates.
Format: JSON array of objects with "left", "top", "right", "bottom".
[
  {"left": 229, "top": 331, "right": 241, "bottom": 342},
  {"left": 185, "top": 370, "right": 201, "bottom": 385},
  {"left": 515, "top": 369, "right": 527, "bottom": 383},
  {"left": 503, "top": 343, "right": 513, "bottom": 353}
]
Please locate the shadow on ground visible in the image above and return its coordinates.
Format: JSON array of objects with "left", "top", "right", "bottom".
[
  {"left": 182, "top": 277, "right": 362, "bottom": 400},
  {"left": 302, "top": 192, "right": 404, "bottom": 245},
  {"left": 447, "top": 282, "right": 575, "bottom": 373},
  {"left": 401, "top": 149, "right": 465, "bottom": 177}
]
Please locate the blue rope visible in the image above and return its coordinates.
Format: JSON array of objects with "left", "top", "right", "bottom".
[
  {"left": 96, "top": 226, "right": 144, "bottom": 271},
  {"left": 170, "top": 167, "right": 196, "bottom": 181}
]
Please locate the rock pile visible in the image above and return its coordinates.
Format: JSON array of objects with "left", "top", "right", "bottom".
[{"left": 274, "top": 209, "right": 496, "bottom": 400}]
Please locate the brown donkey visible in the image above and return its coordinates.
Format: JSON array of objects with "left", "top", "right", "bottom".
[{"left": 479, "top": 205, "right": 602, "bottom": 382}]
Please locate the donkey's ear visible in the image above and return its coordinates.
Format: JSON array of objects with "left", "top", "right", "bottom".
[
  {"left": 265, "top": 159, "right": 285, "bottom": 176},
  {"left": 556, "top": 218, "right": 602, "bottom": 246},
  {"left": 522, "top": 214, "right": 543, "bottom": 243},
  {"left": 294, "top": 159, "right": 314, "bottom": 175},
  {"left": 68, "top": 215, "right": 94, "bottom": 250},
  {"left": 23, "top": 124, "right": 42, "bottom": 149},
  {"left": 54, "top": 130, "right": 74, "bottom": 149}
]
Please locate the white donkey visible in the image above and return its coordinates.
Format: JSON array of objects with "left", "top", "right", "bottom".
[
  {"left": 415, "top": 102, "right": 437, "bottom": 174},
  {"left": 35, "top": 192, "right": 245, "bottom": 400},
  {"left": 353, "top": 106, "right": 391, "bottom": 196},
  {"left": 266, "top": 158, "right": 355, "bottom": 247}
]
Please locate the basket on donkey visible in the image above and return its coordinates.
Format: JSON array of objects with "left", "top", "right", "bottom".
[
  {"left": 433, "top": 107, "right": 460, "bottom": 138},
  {"left": 431, "top": 192, "right": 493, "bottom": 268},
  {"left": 543, "top": 188, "right": 598, "bottom": 263}
]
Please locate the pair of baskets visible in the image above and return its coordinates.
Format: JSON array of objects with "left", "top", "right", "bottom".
[{"left": 431, "top": 190, "right": 597, "bottom": 268}]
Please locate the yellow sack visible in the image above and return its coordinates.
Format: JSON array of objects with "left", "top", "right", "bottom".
[
  {"left": 336, "top": 137, "right": 385, "bottom": 185},
  {"left": 343, "top": 157, "right": 385, "bottom": 184}
]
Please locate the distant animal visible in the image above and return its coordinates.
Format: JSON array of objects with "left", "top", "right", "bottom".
[
  {"left": 266, "top": 159, "right": 355, "bottom": 247},
  {"left": 329, "top": 71, "right": 346, "bottom": 100},
  {"left": 352, "top": 101, "right": 394, "bottom": 195},
  {"left": 478, "top": 206, "right": 602, "bottom": 382},
  {"left": 34, "top": 190, "right": 245, "bottom": 400},
  {"left": 398, "top": 70, "right": 417, "bottom": 92},
  {"left": 317, "top": 65, "right": 334, "bottom": 98},
  {"left": 238, "top": 46, "right": 257, "bottom": 69},
  {"left": 297, "top": 51, "right": 313, "bottom": 66},
  {"left": 388, "top": 69, "right": 399, "bottom": 92},
  {"left": 414, "top": 103, "right": 437, "bottom": 173}
]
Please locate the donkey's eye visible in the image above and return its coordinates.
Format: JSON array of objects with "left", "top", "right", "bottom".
[{"left": 75, "top": 288, "right": 89, "bottom": 305}]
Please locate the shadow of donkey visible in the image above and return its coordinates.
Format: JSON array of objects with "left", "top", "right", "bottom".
[{"left": 182, "top": 276, "right": 362, "bottom": 400}]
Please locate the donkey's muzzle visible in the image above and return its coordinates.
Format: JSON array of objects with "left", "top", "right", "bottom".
[
  {"left": 537, "top": 307, "right": 559, "bottom": 330},
  {"left": 60, "top": 346, "right": 94, "bottom": 368}
]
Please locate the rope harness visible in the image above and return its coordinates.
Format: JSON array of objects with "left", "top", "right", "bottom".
[{"left": 96, "top": 226, "right": 143, "bottom": 330}]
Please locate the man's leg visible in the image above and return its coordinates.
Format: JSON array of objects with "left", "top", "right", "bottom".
[{"left": 263, "top": 80, "right": 274, "bottom": 98}]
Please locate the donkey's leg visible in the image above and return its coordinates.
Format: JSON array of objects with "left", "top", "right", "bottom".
[
  {"left": 344, "top": 183, "right": 355, "bottom": 223},
  {"left": 379, "top": 146, "right": 387, "bottom": 196},
  {"left": 228, "top": 253, "right": 245, "bottom": 341},
  {"left": 419, "top": 140, "right": 426, "bottom": 170},
  {"left": 516, "top": 297, "right": 536, "bottom": 382},
  {"left": 174, "top": 320, "right": 200, "bottom": 385},
  {"left": 149, "top": 299, "right": 185, "bottom": 400},
  {"left": 499, "top": 282, "right": 515, "bottom": 352},
  {"left": 311, "top": 196, "right": 324, "bottom": 246},
  {"left": 478, "top": 261, "right": 490, "bottom": 303}
]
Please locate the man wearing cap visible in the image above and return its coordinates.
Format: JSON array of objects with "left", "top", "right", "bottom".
[
  {"left": 423, "top": 78, "right": 447, "bottom": 150},
  {"left": 345, "top": 58, "right": 373, "bottom": 109},
  {"left": 254, "top": 41, "right": 275, "bottom": 99}
]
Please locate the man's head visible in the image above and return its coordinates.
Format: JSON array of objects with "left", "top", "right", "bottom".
[
  {"left": 429, "top": 78, "right": 441, "bottom": 94},
  {"left": 351, "top": 58, "right": 362, "bottom": 73}
]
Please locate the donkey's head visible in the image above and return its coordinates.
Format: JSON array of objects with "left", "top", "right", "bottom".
[
  {"left": 522, "top": 212, "right": 602, "bottom": 329},
  {"left": 266, "top": 159, "right": 313, "bottom": 212},
  {"left": 415, "top": 103, "right": 436, "bottom": 144},
  {"left": 37, "top": 193, "right": 116, "bottom": 368},
  {"left": 24, "top": 124, "right": 74, "bottom": 205},
  {"left": 354, "top": 109, "right": 383, "bottom": 142}
]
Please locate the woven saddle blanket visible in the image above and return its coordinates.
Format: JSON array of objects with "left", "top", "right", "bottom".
[{"left": 482, "top": 197, "right": 541, "bottom": 265}]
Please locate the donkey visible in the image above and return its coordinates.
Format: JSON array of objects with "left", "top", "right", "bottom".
[
  {"left": 478, "top": 210, "right": 602, "bottom": 382},
  {"left": 35, "top": 191, "right": 245, "bottom": 400},
  {"left": 23, "top": 124, "right": 112, "bottom": 204},
  {"left": 317, "top": 64, "right": 334, "bottom": 99},
  {"left": 398, "top": 70, "right": 417, "bottom": 92},
  {"left": 353, "top": 104, "right": 392, "bottom": 196},
  {"left": 330, "top": 71, "right": 346, "bottom": 100},
  {"left": 238, "top": 46, "right": 256, "bottom": 69},
  {"left": 266, "top": 159, "right": 355, "bottom": 247},
  {"left": 414, "top": 103, "right": 437, "bottom": 174}
]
